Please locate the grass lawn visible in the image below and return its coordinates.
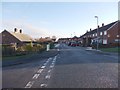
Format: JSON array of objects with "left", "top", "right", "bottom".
[
  {"left": 2, "top": 53, "right": 37, "bottom": 61},
  {"left": 100, "top": 47, "right": 120, "bottom": 53}
]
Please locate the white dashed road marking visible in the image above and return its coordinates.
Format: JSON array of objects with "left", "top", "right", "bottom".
[
  {"left": 37, "top": 69, "right": 43, "bottom": 73},
  {"left": 45, "top": 75, "right": 51, "bottom": 79},
  {"left": 25, "top": 81, "right": 35, "bottom": 88},
  {"left": 32, "top": 74, "right": 40, "bottom": 79},
  {"left": 48, "top": 70, "right": 51, "bottom": 73},
  {"left": 43, "top": 63, "right": 47, "bottom": 66},
  {"left": 41, "top": 66, "right": 46, "bottom": 69},
  {"left": 25, "top": 56, "right": 58, "bottom": 88},
  {"left": 51, "top": 62, "right": 55, "bottom": 65},
  {"left": 50, "top": 65, "right": 54, "bottom": 68},
  {"left": 40, "top": 84, "right": 47, "bottom": 88}
]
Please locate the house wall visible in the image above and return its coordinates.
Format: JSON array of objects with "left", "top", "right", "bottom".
[
  {"left": 2, "top": 30, "right": 23, "bottom": 47},
  {"left": 80, "top": 21, "right": 119, "bottom": 47},
  {"left": 107, "top": 22, "right": 120, "bottom": 46}
]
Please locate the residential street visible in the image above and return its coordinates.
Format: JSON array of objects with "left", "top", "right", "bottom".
[{"left": 2, "top": 43, "right": 118, "bottom": 88}]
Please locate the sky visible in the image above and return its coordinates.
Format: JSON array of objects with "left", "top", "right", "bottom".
[{"left": 1, "top": 1, "right": 119, "bottom": 39}]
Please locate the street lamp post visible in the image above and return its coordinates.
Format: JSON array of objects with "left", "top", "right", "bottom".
[{"left": 95, "top": 16, "right": 99, "bottom": 50}]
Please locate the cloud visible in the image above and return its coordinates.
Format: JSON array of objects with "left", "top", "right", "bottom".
[
  {"left": 24, "top": 23, "right": 52, "bottom": 38},
  {"left": 1, "top": 20, "right": 53, "bottom": 38}
]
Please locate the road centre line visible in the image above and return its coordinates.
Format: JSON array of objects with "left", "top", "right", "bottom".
[
  {"left": 25, "top": 81, "right": 35, "bottom": 88},
  {"left": 40, "top": 84, "right": 47, "bottom": 88},
  {"left": 43, "top": 62, "right": 47, "bottom": 66},
  {"left": 32, "top": 74, "right": 40, "bottom": 79},
  {"left": 45, "top": 75, "right": 51, "bottom": 79},
  {"left": 51, "top": 62, "right": 55, "bottom": 65},
  {"left": 41, "top": 66, "right": 46, "bottom": 69},
  {"left": 50, "top": 65, "right": 54, "bottom": 68},
  {"left": 48, "top": 70, "right": 51, "bottom": 73},
  {"left": 37, "top": 69, "right": 43, "bottom": 73},
  {"left": 25, "top": 57, "right": 55, "bottom": 88}
]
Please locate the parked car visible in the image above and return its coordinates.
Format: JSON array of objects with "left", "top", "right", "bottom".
[
  {"left": 71, "top": 42, "right": 77, "bottom": 47},
  {"left": 68, "top": 42, "right": 71, "bottom": 46}
]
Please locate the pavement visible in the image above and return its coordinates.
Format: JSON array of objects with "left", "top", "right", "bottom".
[
  {"left": 2, "top": 43, "right": 119, "bottom": 88},
  {"left": 85, "top": 47, "right": 119, "bottom": 56}
]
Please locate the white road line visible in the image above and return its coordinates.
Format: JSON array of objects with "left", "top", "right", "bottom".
[
  {"left": 32, "top": 74, "right": 40, "bottom": 79},
  {"left": 45, "top": 75, "right": 51, "bottom": 79},
  {"left": 51, "top": 62, "right": 55, "bottom": 65},
  {"left": 43, "top": 63, "right": 47, "bottom": 66},
  {"left": 25, "top": 81, "right": 34, "bottom": 88},
  {"left": 57, "top": 49, "right": 60, "bottom": 51},
  {"left": 48, "top": 58, "right": 52, "bottom": 61},
  {"left": 40, "top": 84, "right": 47, "bottom": 88},
  {"left": 50, "top": 65, "right": 54, "bottom": 68},
  {"left": 53, "top": 56, "right": 57, "bottom": 60},
  {"left": 52, "top": 61, "right": 55, "bottom": 63},
  {"left": 41, "top": 66, "right": 46, "bottom": 69},
  {"left": 46, "top": 58, "right": 52, "bottom": 63},
  {"left": 48, "top": 70, "right": 51, "bottom": 73},
  {"left": 37, "top": 69, "right": 43, "bottom": 73}
]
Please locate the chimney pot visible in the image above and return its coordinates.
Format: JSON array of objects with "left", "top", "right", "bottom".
[
  {"left": 102, "top": 23, "right": 104, "bottom": 27},
  {"left": 90, "top": 28, "right": 92, "bottom": 31},
  {"left": 20, "top": 29, "right": 22, "bottom": 33},
  {"left": 14, "top": 28, "right": 17, "bottom": 33},
  {"left": 98, "top": 25, "right": 100, "bottom": 28}
]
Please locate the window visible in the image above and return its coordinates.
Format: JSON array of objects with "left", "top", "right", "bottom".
[
  {"left": 93, "top": 34, "right": 94, "bottom": 37},
  {"left": 108, "top": 34, "right": 110, "bottom": 37},
  {"left": 104, "top": 31, "right": 107, "bottom": 35},
  {"left": 100, "top": 32, "right": 102, "bottom": 35},
  {"left": 95, "top": 33, "right": 97, "bottom": 36},
  {"left": 2, "top": 34, "right": 5, "bottom": 37},
  {"left": 103, "top": 39, "right": 107, "bottom": 44},
  {"left": 117, "top": 35, "right": 119, "bottom": 37}
]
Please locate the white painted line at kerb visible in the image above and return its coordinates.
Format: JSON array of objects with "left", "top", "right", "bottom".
[
  {"left": 37, "top": 69, "right": 43, "bottom": 73},
  {"left": 40, "top": 84, "right": 47, "bottom": 88},
  {"left": 41, "top": 66, "right": 46, "bottom": 69},
  {"left": 32, "top": 74, "right": 40, "bottom": 79},
  {"left": 25, "top": 81, "right": 35, "bottom": 88}
]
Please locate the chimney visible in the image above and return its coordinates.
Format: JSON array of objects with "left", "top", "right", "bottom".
[
  {"left": 20, "top": 29, "right": 22, "bottom": 33},
  {"left": 102, "top": 23, "right": 104, "bottom": 27},
  {"left": 14, "top": 28, "right": 17, "bottom": 33},
  {"left": 98, "top": 25, "right": 100, "bottom": 28},
  {"left": 90, "top": 28, "right": 92, "bottom": 31}
]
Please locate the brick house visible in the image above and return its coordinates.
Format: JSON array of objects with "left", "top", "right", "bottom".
[
  {"left": 80, "top": 20, "right": 120, "bottom": 47},
  {"left": 1, "top": 28, "right": 33, "bottom": 48}
]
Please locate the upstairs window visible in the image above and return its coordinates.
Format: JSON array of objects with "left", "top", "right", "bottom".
[
  {"left": 117, "top": 35, "right": 119, "bottom": 37},
  {"left": 104, "top": 31, "right": 107, "bottom": 35},
  {"left": 100, "top": 32, "right": 102, "bottom": 35}
]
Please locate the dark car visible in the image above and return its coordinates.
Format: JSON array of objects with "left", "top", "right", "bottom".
[
  {"left": 71, "top": 42, "right": 77, "bottom": 47},
  {"left": 68, "top": 42, "right": 71, "bottom": 46}
]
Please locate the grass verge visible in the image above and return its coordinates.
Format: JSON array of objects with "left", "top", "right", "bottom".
[{"left": 100, "top": 47, "right": 120, "bottom": 53}]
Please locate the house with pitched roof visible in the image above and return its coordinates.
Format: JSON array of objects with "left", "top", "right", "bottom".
[
  {"left": 1, "top": 28, "right": 33, "bottom": 48},
  {"left": 80, "top": 20, "right": 120, "bottom": 47}
]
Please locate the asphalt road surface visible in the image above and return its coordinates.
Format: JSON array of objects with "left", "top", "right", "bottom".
[{"left": 2, "top": 43, "right": 118, "bottom": 88}]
